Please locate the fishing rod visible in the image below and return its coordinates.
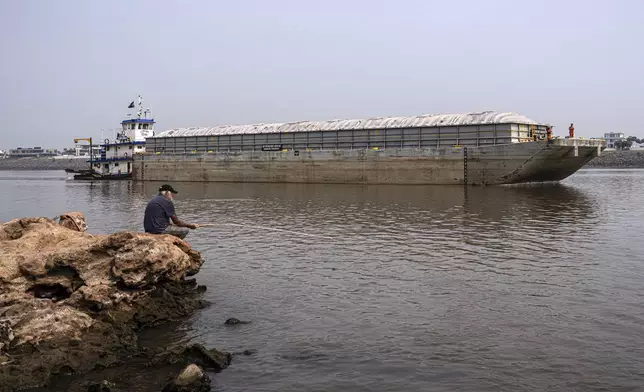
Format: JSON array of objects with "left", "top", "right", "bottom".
[{"left": 194, "top": 222, "right": 334, "bottom": 240}]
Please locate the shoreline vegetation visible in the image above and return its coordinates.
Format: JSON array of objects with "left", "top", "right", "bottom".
[{"left": 0, "top": 150, "right": 643, "bottom": 172}]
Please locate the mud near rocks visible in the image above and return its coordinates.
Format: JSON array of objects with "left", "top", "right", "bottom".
[
  {"left": 0, "top": 213, "right": 229, "bottom": 391},
  {"left": 24, "top": 341, "right": 233, "bottom": 392}
]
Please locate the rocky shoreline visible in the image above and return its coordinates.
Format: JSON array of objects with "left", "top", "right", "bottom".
[
  {"left": 0, "top": 157, "right": 88, "bottom": 171},
  {"left": 0, "top": 213, "right": 232, "bottom": 391},
  {"left": 583, "top": 149, "right": 644, "bottom": 168}
]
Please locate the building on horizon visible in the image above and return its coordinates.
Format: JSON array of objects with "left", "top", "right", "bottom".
[
  {"left": 603, "top": 132, "right": 625, "bottom": 148},
  {"left": 8, "top": 147, "right": 58, "bottom": 157}
]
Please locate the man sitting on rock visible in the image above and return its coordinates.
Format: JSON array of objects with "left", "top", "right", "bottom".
[{"left": 144, "top": 184, "right": 199, "bottom": 239}]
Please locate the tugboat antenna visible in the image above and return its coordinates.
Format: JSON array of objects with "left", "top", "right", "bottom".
[{"left": 137, "top": 95, "right": 143, "bottom": 119}]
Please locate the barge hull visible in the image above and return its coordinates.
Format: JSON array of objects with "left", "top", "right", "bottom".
[{"left": 132, "top": 139, "right": 604, "bottom": 185}]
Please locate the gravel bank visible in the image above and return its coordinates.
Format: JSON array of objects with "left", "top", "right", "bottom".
[
  {"left": 0, "top": 157, "right": 89, "bottom": 171},
  {"left": 585, "top": 149, "right": 644, "bottom": 168}
]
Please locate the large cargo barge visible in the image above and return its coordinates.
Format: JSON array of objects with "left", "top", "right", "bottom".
[{"left": 133, "top": 111, "right": 605, "bottom": 185}]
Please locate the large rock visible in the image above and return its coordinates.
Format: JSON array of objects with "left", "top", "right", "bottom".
[
  {"left": 152, "top": 343, "right": 232, "bottom": 371},
  {"left": 0, "top": 213, "right": 208, "bottom": 390},
  {"left": 162, "top": 364, "right": 211, "bottom": 392},
  {"left": 86, "top": 380, "right": 117, "bottom": 392}
]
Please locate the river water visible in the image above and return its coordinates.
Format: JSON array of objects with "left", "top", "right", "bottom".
[{"left": 2, "top": 169, "right": 644, "bottom": 392}]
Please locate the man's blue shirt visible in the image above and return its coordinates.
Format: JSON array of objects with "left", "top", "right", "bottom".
[{"left": 144, "top": 195, "right": 176, "bottom": 233}]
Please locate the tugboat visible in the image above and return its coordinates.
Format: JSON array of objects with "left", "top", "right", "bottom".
[{"left": 70, "top": 95, "right": 155, "bottom": 180}]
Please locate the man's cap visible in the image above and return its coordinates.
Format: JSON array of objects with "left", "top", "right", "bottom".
[{"left": 159, "top": 184, "right": 178, "bottom": 194}]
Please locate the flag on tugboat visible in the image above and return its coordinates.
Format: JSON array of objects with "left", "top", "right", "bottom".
[{"left": 127, "top": 101, "right": 135, "bottom": 108}]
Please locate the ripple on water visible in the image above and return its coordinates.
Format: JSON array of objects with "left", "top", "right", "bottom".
[{"left": 3, "top": 171, "right": 644, "bottom": 391}]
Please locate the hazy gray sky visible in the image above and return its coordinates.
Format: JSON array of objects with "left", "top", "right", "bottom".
[{"left": 1, "top": 0, "right": 642, "bottom": 149}]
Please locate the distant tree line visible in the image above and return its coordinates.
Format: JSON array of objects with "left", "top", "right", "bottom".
[{"left": 614, "top": 136, "right": 644, "bottom": 150}]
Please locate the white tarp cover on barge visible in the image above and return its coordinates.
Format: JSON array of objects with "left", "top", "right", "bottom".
[{"left": 153, "top": 110, "right": 547, "bottom": 138}]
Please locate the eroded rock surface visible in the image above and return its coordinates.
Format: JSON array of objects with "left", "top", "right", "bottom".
[{"left": 0, "top": 213, "right": 210, "bottom": 391}]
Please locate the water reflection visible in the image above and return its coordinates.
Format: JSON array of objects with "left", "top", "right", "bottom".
[
  {"left": 127, "top": 181, "right": 599, "bottom": 242},
  {"left": 4, "top": 171, "right": 644, "bottom": 392}
]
